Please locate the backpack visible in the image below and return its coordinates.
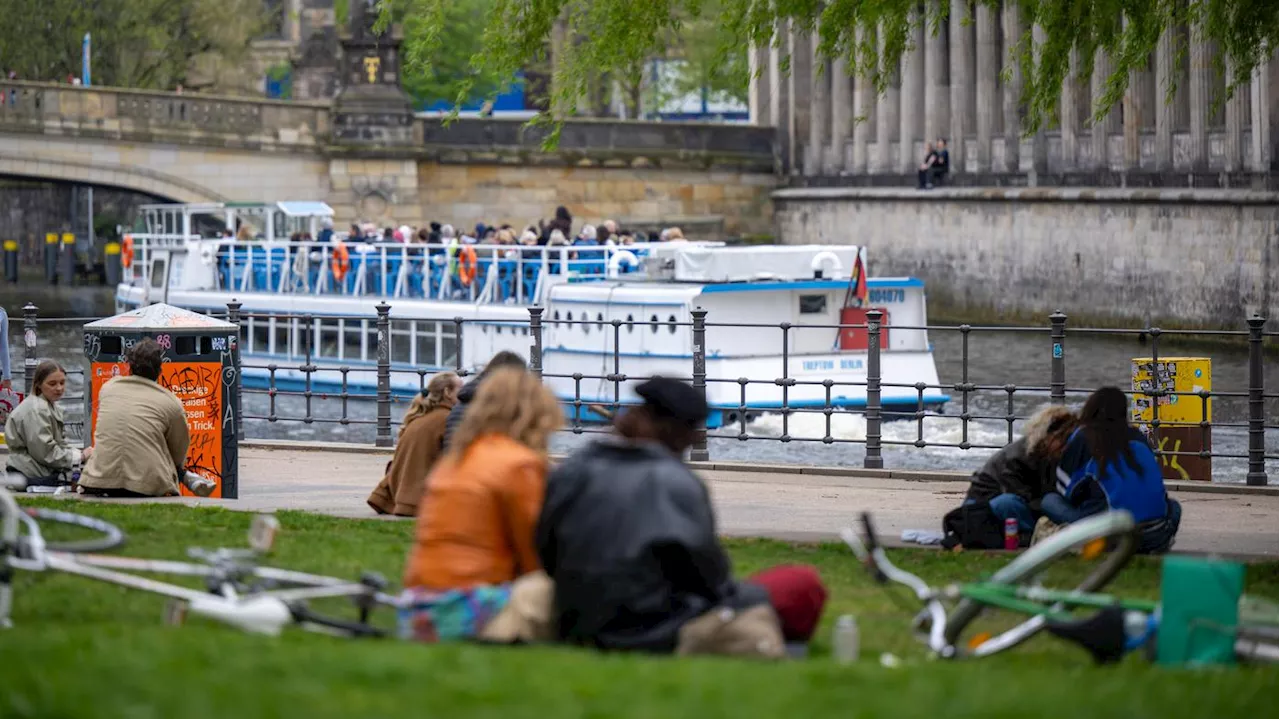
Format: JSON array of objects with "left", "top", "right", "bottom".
[{"left": 940, "top": 500, "right": 1006, "bottom": 550}]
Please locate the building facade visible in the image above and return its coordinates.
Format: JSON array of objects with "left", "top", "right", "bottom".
[{"left": 748, "top": 4, "right": 1278, "bottom": 185}]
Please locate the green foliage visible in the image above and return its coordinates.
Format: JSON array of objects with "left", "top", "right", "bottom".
[
  {"left": 377, "top": 0, "right": 1275, "bottom": 137},
  {"left": 0, "top": 0, "right": 266, "bottom": 90}
]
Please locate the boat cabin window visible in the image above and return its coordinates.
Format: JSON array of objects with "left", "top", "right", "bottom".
[
  {"left": 415, "top": 322, "right": 437, "bottom": 366},
  {"left": 650, "top": 315, "right": 659, "bottom": 334},
  {"left": 799, "top": 294, "right": 828, "bottom": 315},
  {"left": 626, "top": 314, "right": 634, "bottom": 332},
  {"left": 342, "top": 320, "right": 363, "bottom": 361},
  {"left": 251, "top": 318, "right": 269, "bottom": 353},
  {"left": 272, "top": 318, "right": 291, "bottom": 357},
  {"left": 319, "top": 320, "right": 340, "bottom": 358},
  {"left": 391, "top": 321, "right": 412, "bottom": 364},
  {"left": 149, "top": 258, "right": 167, "bottom": 289},
  {"left": 668, "top": 315, "right": 678, "bottom": 334}
]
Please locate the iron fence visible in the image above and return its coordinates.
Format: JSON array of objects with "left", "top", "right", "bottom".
[{"left": 14, "top": 301, "right": 1279, "bottom": 486}]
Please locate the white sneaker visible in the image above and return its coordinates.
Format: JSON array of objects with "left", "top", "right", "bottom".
[{"left": 182, "top": 472, "right": 217, "bottom": 497}]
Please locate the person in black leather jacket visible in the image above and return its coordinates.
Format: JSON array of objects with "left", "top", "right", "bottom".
[
  {"left": 536, "top": 377, "right": 826, "bottom": 654},
  {"left": 440, "top": 351, "right": 527, "bottom": 451}
]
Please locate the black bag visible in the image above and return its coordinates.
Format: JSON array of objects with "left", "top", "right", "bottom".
[{"left": 940, "top": 500, "right": 1006, "bottom": 550}]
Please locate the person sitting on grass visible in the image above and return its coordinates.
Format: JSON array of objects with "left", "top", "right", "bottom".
[
  {"left": 367, "top": 371, "right": 461, "bottom": 517},
  {"left": 537, "top": 376, "right": 827, "bottom": 658},
  {"left": 441, "top": 351, "right": 527, "bottom": 451},
  {"left": 963, "top": 405, "right": 1080, "bottom": 537},
  {"left": 78, "top": 339, "right": 202, "bottom": 498},
  {"left": 1038, "top": 386, "right": 1181, "bottom": 553},
  {"left": 399, "top": 368, "right": 563, "bottom": 643},
  {"left": 4, "top": 361, "right": 89, "bottom": 489}
]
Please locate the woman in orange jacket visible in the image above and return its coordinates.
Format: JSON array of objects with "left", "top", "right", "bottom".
[{"left": 399, "top": 367, "right": 562, "bottom": 642}]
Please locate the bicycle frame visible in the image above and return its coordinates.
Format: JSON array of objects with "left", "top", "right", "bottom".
[
  {"left": 1, "top": 482, "right": 396, "bottom": 636},
  {"left": 958, "top": 583, "right": 1159, "bottom": 623}
]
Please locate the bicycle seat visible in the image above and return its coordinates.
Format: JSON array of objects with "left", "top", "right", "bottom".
[{"left": 1046, "top": 605, "right": 1128, "bottom": 664}]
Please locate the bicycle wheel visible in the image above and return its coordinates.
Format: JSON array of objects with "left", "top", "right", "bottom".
[
  {"left": 943, "top": 511, "right": 1139, "bottom": 657},
  {"left": 24, "top": 507, "right": 126, "bottom": 553}
]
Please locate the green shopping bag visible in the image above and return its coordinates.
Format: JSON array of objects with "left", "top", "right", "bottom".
[{"left": 1156, "top": 556, "right": 1245, "bottom": 667}]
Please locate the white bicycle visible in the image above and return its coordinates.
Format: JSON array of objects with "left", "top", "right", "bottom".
[{"left": 0, "top": 474, "right": 397, "bottom": 637}]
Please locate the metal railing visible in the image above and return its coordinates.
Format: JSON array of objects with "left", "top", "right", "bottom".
[{"left": 16, "top": 302, "right": 1278, "bottom": 485}]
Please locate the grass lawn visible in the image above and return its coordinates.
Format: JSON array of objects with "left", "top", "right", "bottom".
[{"left": 2, "top": 499, "right": 1276, "bottom": 719}]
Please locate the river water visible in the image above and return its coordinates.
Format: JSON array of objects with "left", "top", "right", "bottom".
[{"left": 8, "top": 284, "right": 1277, "bottom": 484}]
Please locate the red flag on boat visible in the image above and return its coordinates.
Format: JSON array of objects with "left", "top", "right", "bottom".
[{"left": 851, "top": 251, "right": 868, "bottom": 307}]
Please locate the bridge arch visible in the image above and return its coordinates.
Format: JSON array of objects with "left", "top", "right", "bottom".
[{"left": 0, "top": 152, "right": 226, "bottom": 204}]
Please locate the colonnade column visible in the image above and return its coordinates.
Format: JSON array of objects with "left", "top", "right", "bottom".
[
  {"left": 1000, "top": 1, "right": 1022, "bottom": 172},
  {"left": 899, "top": 18, "right": 925, "bottom": 172},
  {"left": 949, "top": 0, "right": 974, "bottom": 173},
  {"left": 924, "top": 0, "right": 950, "bottom": 147},
  {"left": 973, "top": 1, "right": 998, "bottom": 172},
  {"left": 830, "top": 56, "right": 852, "bottom": 172}
]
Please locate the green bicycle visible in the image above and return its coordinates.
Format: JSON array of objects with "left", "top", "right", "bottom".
[{"left": 841, "top": 511, "right": 1278, "bottom": 664}]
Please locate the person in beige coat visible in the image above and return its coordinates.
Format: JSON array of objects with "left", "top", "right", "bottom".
[{"left": 79, "top": 338, "right": 190, "bottom": 498}]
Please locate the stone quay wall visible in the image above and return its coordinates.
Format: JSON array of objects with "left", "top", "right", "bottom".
[{"left": 774, "top": 186, "right": 1279, "bottom": 330}]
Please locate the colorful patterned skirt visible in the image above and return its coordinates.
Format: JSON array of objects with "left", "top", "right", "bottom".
[{"left": 396, "top": 584, "right": 513, "bottom": 642}]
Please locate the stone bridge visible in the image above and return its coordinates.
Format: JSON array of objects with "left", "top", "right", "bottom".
[{"left": 0, "top": 81, "right": 778, "bottom": 237}]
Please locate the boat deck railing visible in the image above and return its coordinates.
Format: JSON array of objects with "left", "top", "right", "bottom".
[{"left": 123, "top": 236, "right": 703, "bottom": 304}]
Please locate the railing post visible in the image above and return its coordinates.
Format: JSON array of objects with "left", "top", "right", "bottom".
[
  {"left": 528, "top": 307, "right": 543, "bottom": 381},
  {"left": 1049, "top": 310, "right": 1067, "bottom": 404},
  {"left": 690, "top": 307, "right": 709, "bottom": 462},
  {"left": 21, "top": 303, "right": 37, "bottom": 396},
  {"left": 1246, "top": 314, "right": 1267, "bottom": 486},
  {"left": 375, "top": 302, "right": 393, "bottom": 448},
  {"left": 226, "top": 300, "right": 244, "bottom": 441},
  {"left": 864, "top": 309, "right": 883, "bottom": 469}
]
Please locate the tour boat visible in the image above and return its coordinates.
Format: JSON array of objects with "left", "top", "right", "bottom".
[{"left": 116, "top": 202, "right": 947, "bottom": 427}]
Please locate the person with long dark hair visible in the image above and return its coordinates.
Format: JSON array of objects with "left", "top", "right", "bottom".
[{"left": 1041, "top": 386, "right": 1180, "bottom": 553}]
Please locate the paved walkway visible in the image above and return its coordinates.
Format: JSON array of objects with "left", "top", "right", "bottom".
[{"left": 81, "top": 445, "right": 1279, "bottom": 559}]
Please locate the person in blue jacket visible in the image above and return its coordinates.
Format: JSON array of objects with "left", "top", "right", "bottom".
[{"left": 1041, "top": 386, "right": 1181, "bottom": 553}]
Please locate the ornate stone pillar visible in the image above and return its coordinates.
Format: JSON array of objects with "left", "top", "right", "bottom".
[
  {"left": 1000, "top": 1, "right": 1022, "bottom": 172},
  {"left": 1153, "top": 28, "right": 1176, "bottom": 170},
  {"left": 924, "top": 0, "right": 950, "bottom": 146},
  {"left": 1186, "top": 26, "right": 1211, "bottom": 170},
  {"left": 748, "top": 46, "right": 770, "bottom": 126},
  {"left": 974, "top": 2, "right": 998, "bottom": 172},
  {"left": 830, "top": 56, "right": 852, "bottom": 172},
  {"left": 852, "top": 28, "right": 876, "bottom": 173},
  {"left": 876, "top": 26, "right": 899, "bottom": 174},
  {"left": 949, "top": 0, "right": 974, "bottom": 173},
  {"left": 1250, "top": 63, "right": 1274, "bottom": 172},
  {"left": 806, "top": 41, "right": 830, "bottom": 175},
  {"left": 900, "top": 19, "right": 925, "bottom": 172}
]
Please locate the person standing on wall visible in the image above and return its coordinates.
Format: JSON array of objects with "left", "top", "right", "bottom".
[{"left": 0, "top": 305, "right": 11, "bottom": 390}]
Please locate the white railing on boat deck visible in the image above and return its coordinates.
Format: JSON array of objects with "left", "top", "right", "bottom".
[{"left": 122, "top": 236, "right": 696, "bottom": 305}]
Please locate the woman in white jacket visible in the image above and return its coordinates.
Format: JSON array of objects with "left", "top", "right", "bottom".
[{"left": 4, "top": 361, "right": 90, "bottom": 487}]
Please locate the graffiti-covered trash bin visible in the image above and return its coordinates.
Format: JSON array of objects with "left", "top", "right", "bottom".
[{"left": 83, "top": 303, "right": 241, "bottom": 498}]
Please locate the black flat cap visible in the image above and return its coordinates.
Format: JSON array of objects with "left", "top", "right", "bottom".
[{"left": 635, "top": 377, "right": 709, "bottom": 424}]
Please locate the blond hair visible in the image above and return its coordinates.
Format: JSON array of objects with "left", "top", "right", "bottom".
[
  {"left": 401, "top": 371, "right": 459, "bottom": 437},
  {"left": 448, "top": 368, "right": 562, "bottom": 455}
]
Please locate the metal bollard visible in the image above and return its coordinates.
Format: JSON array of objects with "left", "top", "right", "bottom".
[
  {"left": 690, "top": 307, "right": 709, "bottom": 462},
  {"left": 59, "top": 233, "right": 75, "bottom": 287},
  {"left": 2, "top": 240, "right": 16, "bottom": 283},
  {"left": 226, "top": 300, "right": 244, "bottom": 441},
  {"left": 43, "top": 233, "right": 57, "bottom": 284},
  {"left": 375, "top": 302, "right": 393, "bottom": 448},
  {"left": 1049, "top": 310, "right": 1067, "bottom": 404},
  {"left": 103, "top": 241, "right": 122, "bottom": 286},
  {"left": 528, "top": 307, "right": 544, "bottom": 381},
  {"left": 1245, "top": 314, "right": 1267, "bottom": 486},
  {"left": 22, "top": 303, "right": 38, "bottom": 396},
  {"left": 864, "top": 309, "right": 884, "bottom": 469}
]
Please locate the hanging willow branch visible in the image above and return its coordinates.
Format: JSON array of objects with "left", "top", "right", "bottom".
[{"left": 379, "top": 0, "right": 1276, "bottom": 142}]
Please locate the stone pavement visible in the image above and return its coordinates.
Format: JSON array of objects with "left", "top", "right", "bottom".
[{"left": 62, "top": 443, "right": 1275, "bottom": 559}]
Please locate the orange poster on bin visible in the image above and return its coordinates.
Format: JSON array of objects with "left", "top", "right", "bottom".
[{"left": 89, "top": 361, "right": 224, "bottom": 498}]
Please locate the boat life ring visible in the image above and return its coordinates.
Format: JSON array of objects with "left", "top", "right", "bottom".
[
  {"left": 121, "top": 235, "right": 134, "bottom": 269},
  {"left": 457, "top": 245, "right": 478, "bottom": 286},
  {"left": 331, "top": 242, "right": 351, "bottom": 283},
  {"left": 606, "top": 249, "right": 639, "bottom": 278}
]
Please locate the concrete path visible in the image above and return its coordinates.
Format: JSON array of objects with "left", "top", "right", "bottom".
[{"left": 69, "top": 444, "right": 1278, "bottom": 559}]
